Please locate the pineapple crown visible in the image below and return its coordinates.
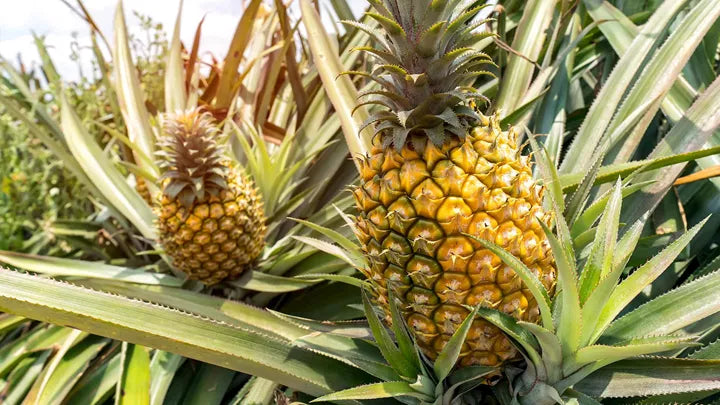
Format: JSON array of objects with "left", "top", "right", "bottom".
[
  {"left": 156, "top": 109, "right": 229, "bottom": 208},
  {"left": 346, "top": 0, "right": 496, "bottom": 150}
]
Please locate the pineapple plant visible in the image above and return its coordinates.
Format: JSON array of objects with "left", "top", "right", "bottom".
[
  {"left": 296, "top": 0, "right": 720, "bottom": 403},
  {"left": 0, "top": 0, "right": 381, "bottom": 402},
  {"left": 155, "top": 110, "right": 266, "bottom": 285},
  {"left": 2, "top": 0, "right": 720, "bottom": 404},
  {"left": 349, "top": 0, "right": 556, "bottom": 367}
]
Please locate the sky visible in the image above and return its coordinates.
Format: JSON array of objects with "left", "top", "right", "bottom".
[{"left": 0, "top": 0, "right": 364, "bottom": 82}]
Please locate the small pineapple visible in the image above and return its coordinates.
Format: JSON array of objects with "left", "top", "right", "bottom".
[
  {"left": 155, "top": 110, "right": 266, "bottom": 285},
  {"left": 135, "top": 176, "right": 152, "bottom": 205},
  {"left": 350, "top": 1, "right": 556, "bottom": 367}
]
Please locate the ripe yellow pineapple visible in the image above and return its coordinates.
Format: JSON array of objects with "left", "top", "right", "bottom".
[
  {"left": 350, "top": 1, "right": 556, "bottom": 367},
  {"left": 155, "top": 110, "right": 266, "bottom": 285}
]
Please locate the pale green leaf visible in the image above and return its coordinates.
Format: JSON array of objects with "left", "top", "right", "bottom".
[
  {"left": 573, "top": 336, "right": 698, "bottom": 366},
  {"left": 610, "top": 214, "right": 648, "bottom": 274},
  {"left": 2, "top": 351, "right": 51, "bottom": 405},
  {"left": 574, "top": 358, "right": 720, "bottom": 398},
  {"left": 593, "top": 218, "right": 709, "bottom": 342},
  {"left": 0, "top": 314, "right": 26, "bottom": 335},
  {"left": 294, "top": 273, "right": 368, "bottom": 289},
  {"left": 60, "top": 93, "right": 156, "bottom": 239},
  {"left": 118, "top": 343, "right": 151, "bottom": 405},
  {"left": 578, "top": 179, "right": 622, "bottom": 308},
  {"left": 560, "top": 146, "right": 720, "bottom": 193},
  {"left": 362, "top": 290, "right": 417, "bottom": 379},
  {"left": 689, "top": 339, "right": 720, "bottom": 360},
  {"left": 164, "top": 0, "right": 187, "bottom": 112},
  {"left": 112, "top": 1, "right": 158, "bottom": 180},
  {"left": 603, "top": 269, "right": 720, "bottom": 342},
  {"left": 291, "top": 218, "right": 364, "bottom": 262},
  {"left": 570, "top": 181, "right": 653, "bottom": 238},
  {"left": 562, "top": 0, "right": 691, "bottom": 172},
  {"left": 0, "top": 250, "right": 181, "bottom": 287},
  {"left": 495, "top": 0, "right": 556, "bottom": 115},
  {"left": 539, "top": 221, "right": 581, "bottom": 357},
  {"left": 434, "top": 304, "right": 481, "bottom": 382},
  {"left": 0, "top": 269, "right": 374, "bottom": 396},
  {"left": 32, "top": 336, "right": 108, "bottom": 405},
  {"left": 520, "top": 322, "right": 563, "bottom": 383},
  {"left": 564, "top": 94, "right": 662, "bottom": 226},
  {"left": 621, "top": 75, "right": 720, "bottom": 226},
  {"left": 25, "top": 329, "right": 89, "bottom": 405},
  {"left": 65, "top": 353, "right": 120, "bottom": 405},
  {"left": 301, "top": 0, "right": 370, "bottom": 168},
  {"left": 293, "top": 236, "right": 365, "bottom": 269},
  {"left": 606, "top": 0, "right": 720, "bottom": 164},
  {"left": 149, "top": 351, "right": 184, "bottom": 405},
  {"left": 0, "top": 325, "right": 74, "bottom": 377},
  {"left": 312, "top": 381, "right": 428, "bottom": 402},
  {"left": 267, "top": 310, "right": 372, "bottom": 340},
  {"left": 228, "top": 270, "right": 318, "bottom": 293}
]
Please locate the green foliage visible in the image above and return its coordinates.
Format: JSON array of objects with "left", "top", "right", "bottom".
[
  {"left": 0, "top": 110, "right": 91, "bottom": 253},
  {"left": 0, "top": 11, "right": 169, "bottom": 256},
  {"left": 0, "top": 0, "right": 374, "bottom": 403},
  {"left": 300, "top": 0, "right": 720, "bottom": 403},
  {"left": 1, "top": 0, "right": 720, "bottom": 404}
]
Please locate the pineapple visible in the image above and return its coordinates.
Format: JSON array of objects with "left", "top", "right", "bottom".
[
  {"left": 155, "top": 110, "right": 266, "bottom": 285},
  {"left": 350, "top": 1, "right": 556, "bottom": 367},
  {"left": 135, "top": 176, "right": 152, "bottom": 205}
]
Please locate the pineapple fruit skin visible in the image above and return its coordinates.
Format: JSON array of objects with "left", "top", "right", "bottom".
[
  {"left": 156, "top": 171, "right": 266, "bottom": 285},
  {"left": 353, "top": 115, "right": 556, "bottom": 367}
]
